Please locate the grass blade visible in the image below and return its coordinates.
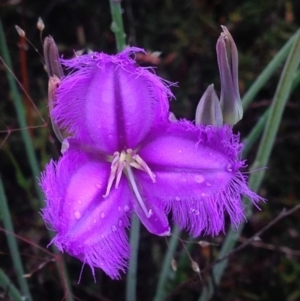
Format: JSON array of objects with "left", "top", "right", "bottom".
[
  {"left": 242, "top": 30, "right": 297, "bottom": 110},
  {"left": 0, "top": 268, "right": 24, "bottom": 301},
  {"left": 0, "top": 177, "right": 33, "bottom": 301}
]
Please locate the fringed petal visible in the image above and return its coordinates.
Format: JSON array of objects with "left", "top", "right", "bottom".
[
  {"left": 138, "top": 121, "right": 263, "bottom": 236},
  {"left": 52, "top": 48, "right": 173, "bottom": 153},
  {"left": 40, "top": 150, "right": 133, "bottom": 279}
]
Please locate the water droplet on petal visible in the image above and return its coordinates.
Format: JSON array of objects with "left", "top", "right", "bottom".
[
  {"left": 108, "top": 134, "right": 113, "bottom": 139},
  {"left": 195, "top": 174, "right": 205, "bottom": 183},
  {"left": 226, "top": 164, "right": 233, "bottom": 172},
  {"left": 118, "top": 206, "right": 121, "bottom": 211},
  {"left": 118, "top": 219, "right": 123, "bottom": 226},
  {"left": 78, "top": 199, "right": 82, "bottom": 204},
  {"left": 148, "top": 209, "right": 153, "bottom": 217},
  {"left": 96, "top": 182, "right": 102, "bottom": 189},
  {"left": 124, "top": 205, "right": 129, "bottom": 212},
  {"left": 175, "top": 196, "right": 181, "bottom": 201},
  {"left": 178, "top": 149, "right": 182, "bottom": 154},
  {"left": 201, "top": 193, "right": 206, "bottom": 197},
  {"left": 100, "top": 212, "right": 105, "bottom": 218},
  {"left": 112, "top": 225, "right": 117, "bottom": 232},
  {"left": 206, "top": 181, "right": 212, "bottom": 187},
  {"left": 74, "top": 211, "right": 81, "bottom": 220},
  {"left": 93, "top": 219, "right": 97, "bottom": 223}
]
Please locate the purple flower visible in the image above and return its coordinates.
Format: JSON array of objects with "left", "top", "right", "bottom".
[{"left": 41, "top": 46, "right": 263, "bottom": 279}]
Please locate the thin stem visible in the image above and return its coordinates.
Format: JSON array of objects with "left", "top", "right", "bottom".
[
  {"left": 109, "top": 0, "right": 126, "bottom": 51},
  {"left": 126, "top": 214, "right": 140, "bottom": 301},
  {"left": 0, "top": 177, "right": 33, "bottom": 301},
  {"left": 125, "top": 166, "right": 141, "bottom": 301}
]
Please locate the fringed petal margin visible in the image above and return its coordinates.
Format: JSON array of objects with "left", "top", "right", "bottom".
[
  {"left": 137, "top": 121, "right": 264, "bottom": 236},
  {"left": 40, "top": 148, "right": 133, "bottom": 279}
]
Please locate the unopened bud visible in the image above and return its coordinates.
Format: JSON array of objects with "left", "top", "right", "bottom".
[
  {"left": 15, "top": 25, "right": 25, "bottom": 37},
  {"left": 195, "top": 84, "right": 223, "bottom": 127},
  {"left": 37, "top": 17, "right": 45, "bottom": 31},
  {"left": 217, "top": 26, "right": 243, "bottom": 125},
  {"left": 43, "top": 36, "right": 64, "bottom": 78}
]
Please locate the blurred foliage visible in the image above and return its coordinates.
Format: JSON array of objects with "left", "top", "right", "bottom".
[{"left": 0, "top": 0, "right": 300, "bottom": 300}]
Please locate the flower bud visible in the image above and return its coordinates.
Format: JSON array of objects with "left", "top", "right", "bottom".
[
  {"left": 43, "top": 36, "right": 63, "bottom": 78},
  {"left": 217, "top": 26, "right": 243, "bottom": 125},
  {"left": 195, "top": 84, "right": 223, "bottom": 127}
]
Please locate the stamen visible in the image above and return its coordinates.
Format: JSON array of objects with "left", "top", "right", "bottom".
[
  {"left": 133, "top": 154, "right": 156, "bottom": 182},
  {"left": 115, "top": 158, "right": 125, "bottom": 189},
  {"left": 125, "top": 165, "right": 151, "bottom": 218},
  {"left": 103, "top": 152, "right": 120, "bottom": 197},
  {"left": 103, "top": 149, "right": 156, "bottom": 198}
]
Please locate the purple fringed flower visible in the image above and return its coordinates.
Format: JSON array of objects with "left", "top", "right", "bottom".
[{"left": 41, "top": 46, "right": 263, "bottom": 279}]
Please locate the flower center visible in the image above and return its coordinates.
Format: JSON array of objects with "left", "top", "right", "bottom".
[{"left": 103, "top": 148, "right": 156, "bottom": 198}]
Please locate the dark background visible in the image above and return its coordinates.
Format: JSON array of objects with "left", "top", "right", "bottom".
[{"left": 1, "top": 0, "right": 300, "bottom": 300}]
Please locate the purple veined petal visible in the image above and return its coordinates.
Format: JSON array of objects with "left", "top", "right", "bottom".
[
  {"left": 40, "top": 150, "right": 133, "bottom": 279},
  {"left": 138, "top": 121, "right": 263, "bottom": 236},
  {"left": 52, "top": 48, "right": 173, "bottom": 153},
  {"left": 125, "top": 166, "right": 170, "bottom": 236}
]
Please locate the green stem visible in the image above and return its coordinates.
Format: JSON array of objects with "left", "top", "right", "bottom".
[
  {"left": 0, "top": 177, "right": 33, "bottom": 301},
  {"left": 242, "top": 30, "right": 297, "bottom": 111},
  {"left": 0, "top": 268, "right": 24, "bottom": 301},
  {"left": 154, "top": 226, "right": 181, "bottom": 301},
  {"left": 198, "top": 28, "right": 300, "bottom": 301},
  {"left": 126, "top": 214, "right": 140, "bottom": 301},
  {"left": 242, "top": 108, "right": 270, "bottom": 157},
  {"left": 109, "top": 0, "right": 126, "bottom": 51}
]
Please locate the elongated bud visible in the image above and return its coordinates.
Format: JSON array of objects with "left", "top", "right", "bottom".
[
  {"left": 44, "top": 37, "right": 65, "bottom": 143},
  {"left": 43, "top": 36, "right": 64, "bottom": 78},
  {"left": 15, "top": 25, "right": 25, "bottom": 37},
  {"left": 37, "top": 17, "right": 45, "bottom": 32},
  {"left": 195, "top": 84, "right": 223, "bottom": 127},
  {"left": 217, "top": 26, "right": 243, "bottom": 125}
]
